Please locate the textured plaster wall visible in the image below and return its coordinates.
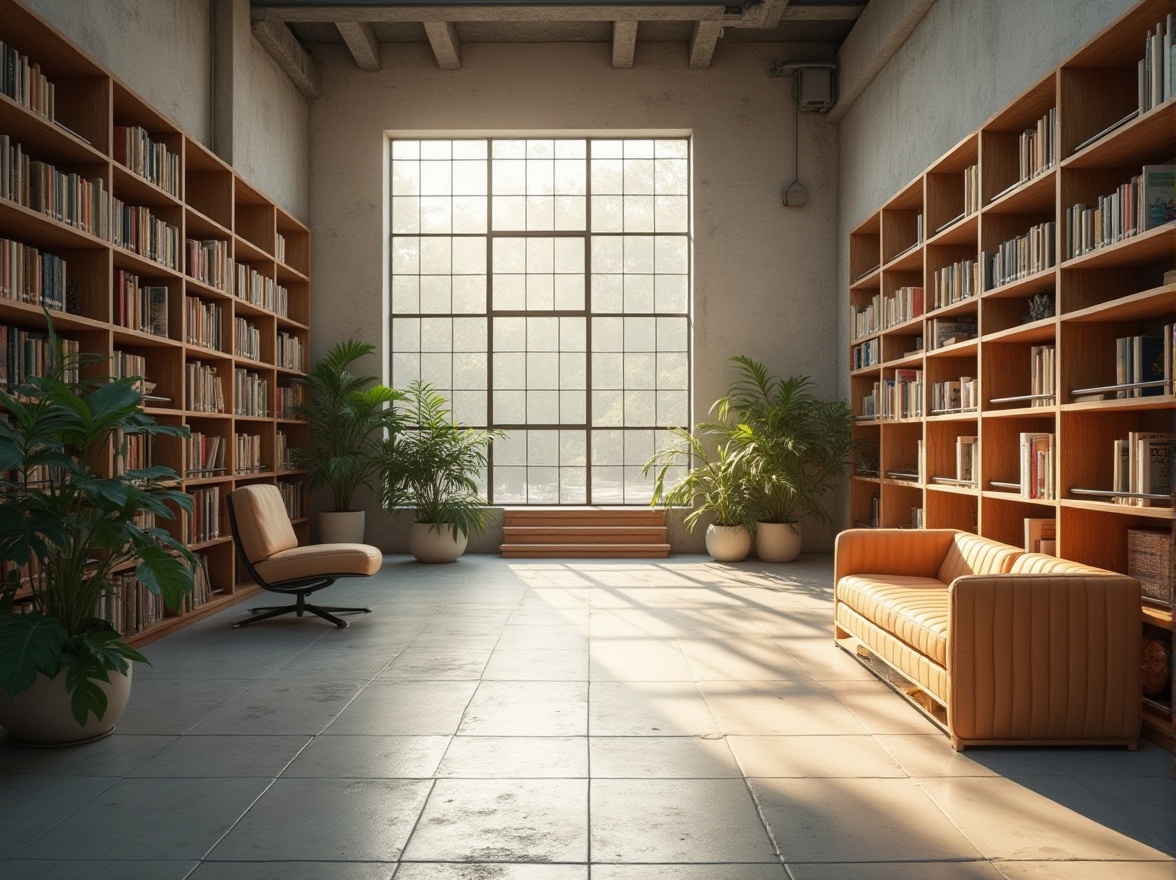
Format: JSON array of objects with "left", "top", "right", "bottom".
[
  {"left": 836, "top": 0, "right": 1137, "bottom": 391},
  {"left": 26, "top": 0, "right": 213, "bottom": 141},
  {"left": 309, "top": 40, "right": 841, "bottom": 553}
]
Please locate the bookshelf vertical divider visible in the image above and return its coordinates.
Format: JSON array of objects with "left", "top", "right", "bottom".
[
  {"left": 0, "top": 0, "right": 311, "bottom": 645},
  {"left": 847, "top": 0, "right": 1175, "bottom": 748}
]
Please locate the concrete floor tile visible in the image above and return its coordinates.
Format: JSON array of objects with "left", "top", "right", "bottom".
[
  {"left": 2, "top": 860, "right": 199, "bottom": 880},
  {"left": 267, "top": 646, "right": 401, "bottom": 681},
  {"left": 482, "top": 649, "right": 589, "bottom": 681},
  {"left": 874, "top": 734, "right": 1004, "bottom": 778},
  {"left": 377, "top": 648, "right": 491, "bottom": 681},
  {"left": 437, "top": 735, "right": 588, "bottom": 777},
  {"left": 918, "top": 777, "right": 1169, "bottom": 860},
  {"left": 191, "top": 863, "right": 396, "bottom": 879},
  {"left": 588, "top": 736, "right": 741, "bottom": 778},
  {"left": 590, "top": 642, "right": 696, "bottom": 681},
  {"left": 394, "top": 865, "right": 587, "bottom": 880},
  {"left": 772, "top": 638, "right": 878, "bottom": 682},
  {"left": 457, "top": 681, "right": 587, "bottom": 736},
  {"left": 187, "top": 679, "right": 365, "bottom": 736},
  {"left": 786, "top": 862, "right": 1004, "bottom": 879},
  {"left": 678, "top": 637, "right": 813, "bottom": 681},
  {"left": 727, "top": 735, "right": 905, "bottom": 778},
  {"left": 992, "top": 861, "right": 1176, "bottom": 879},
  {"left": 284, "top": 735, "right": 451, "bottom": 778},
  {"left": 819, "top": 679, "right": 941, "bottom": 735},
  {"left": 401, "top": 778, "right": 588, "bottom": 862},
  {"left": 0, "top": 774, "right": 119, "bottom": 857},
  {"left": 209, "top": 777, "right": 432, "bottom": 861},
  {"left": 495, "top": 625, "right": 587, "bottom": 651},
  {"left": 590, "top": 778, "right": 777, "bottom": 863},
  {"left": 698, "top": 681, "right": 869, "bottom": 736},
  {"left": 115, "top": 679, "right": 258, "bottom": 734},
  {"left": 127, "top": 734, "right": 310, "bottom": 778},
  {"left": 592, "top": 867, "right": 788, "bottom": 880},
  {"left": 325, "top": 681, "right": 478, "bottom": 735},
  {"left": 588, "top": 681, "right": 720, "bottom": 737},
  {"left": 14, "top": 777, "right": 270, "bottom": 861},
  {"left": 0, "top": 733, "right": 173, "bottom": 776},
  {"left": 750, "top": 777, "right": 982, "bottom": 862}
]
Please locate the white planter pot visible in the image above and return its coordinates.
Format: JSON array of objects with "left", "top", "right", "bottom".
[
  {"left": 756, "top": 521, "right": 802, "bottom": 563},
  {"left": 0, "top": 666, "right": 132, "bottom": 747},
  {"left": 320, "top": 510, "right": 365, "bottom": 544},
  {"left": 705, "top": 524, "right": 751, "bottom": 562},
  {"left": 409, "top": 521, "right": 468, "bottom": 563}
]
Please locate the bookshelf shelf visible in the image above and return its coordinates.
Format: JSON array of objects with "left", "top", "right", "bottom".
[
  {"left": 846, "top": 0, "right": 1175, "bottom": 748},
  {"left": 0, "top": 0, "right": 311, "bottom": 646}
]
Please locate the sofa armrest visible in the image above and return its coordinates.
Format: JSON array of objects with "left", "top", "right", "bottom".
[
  {"left": 834, "top": 529, "right": 959, "bottom": 584},
  {"left": 948, "top": 574, "right": 1142, "bottom": 744}
]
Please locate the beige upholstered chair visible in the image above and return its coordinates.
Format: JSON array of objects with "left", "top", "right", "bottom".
[{"left": 225, "top": 484, "right": 383, "bottom": 628}]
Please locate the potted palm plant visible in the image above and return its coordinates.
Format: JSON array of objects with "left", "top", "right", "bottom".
[
  {"left": 0, "top": 329, "right": 195, "bottom": 746},
  {"left": 292, "top": 340, "right": 403, "bottom": 543},
  {"left": 720, "top": 355, "right": 858, "bottom": 562},
  {"left": 642, "top": 423, "right": 756, "bottom": 562},
  {"left": 378, "top": 381, "right": 503, "bottom": 563}
]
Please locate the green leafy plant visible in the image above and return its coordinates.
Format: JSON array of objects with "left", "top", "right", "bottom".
[
  {"left": 378, "top": 381, "right": 503, "bottom": 540},
  {"left": 291, "top": 340, "right": 404, "bottom": 512},
  {"left": 719, "top": 355, "right": 859, "bottom": 530},
  {"left": 641, "top": 423, "right": 755, "bottom": 533},
  {"left": 0, "top": 326, "right": 195, "bottom": 725}
]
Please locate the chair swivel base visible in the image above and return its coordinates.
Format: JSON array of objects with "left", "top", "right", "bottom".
[{"left": 234, "top": 592, "right": 372, "bottom": 629}]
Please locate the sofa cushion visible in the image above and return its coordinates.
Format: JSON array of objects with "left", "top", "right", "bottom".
[
  {"left": 255, "top": 543, "right": 383, "bottom": 585},
  {"left": 937, "top": 532, "right": 1022, "bottom": 584},
  {"left": 1009, "top": 553, "right": 1110, "bottom": 575},
  {"left": 837, "top": 574, "right": 949, "bottom": 667}
]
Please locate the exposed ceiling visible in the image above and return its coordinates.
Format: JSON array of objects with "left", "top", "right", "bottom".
[{"left": 249, "top": 0, "right": 868, "bottom": 97}]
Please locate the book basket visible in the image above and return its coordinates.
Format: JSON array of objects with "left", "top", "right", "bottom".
[{"left": 1128, "top": 528, "right": 1175, "bottom": 607}]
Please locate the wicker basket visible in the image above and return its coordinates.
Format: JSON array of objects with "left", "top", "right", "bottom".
[{"left": 1128, "top": 528, "right": 1175, "bottom": 607}]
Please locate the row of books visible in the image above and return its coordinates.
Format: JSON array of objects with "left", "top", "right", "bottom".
[
  {"left": 1064, "top": 165, "right": 1175, "bottom": 259},
  {"left": 276, "top": 430, "right": 296, "bottom": 472},
  {"left": 277, "top": 384, "right": 305, "bottom": 419},
  {"left": 0, "top": 238, "right": 70, "bottom": 311},
  {"left": 114, "top": 270, "right": 168, "bottom": 336},
  {"left": 186, "top": 295, "right": 224, "bottom": 351},
  {"left": 235, "top": 263, "right": 281, "bottom": 312},
  {"left": 955, "top": 435, "right": 977, "bottom": 484},
  {"left": 864, "top": 369, "right": 923, "bottom": 420},
  {"left": 1116, "top": 331, "right": 1171, "bottom": 398},
  {"left": 112, "top": 429, "right": 154, "bottom": 475},
  {"left": 186, "top": 431, "right": 225, "bottom": 476},
  {"left": 235, "top": 431, "right": 265, "bottom": 473},
  {"left": 278, "top": 479, "right": 304, "bottom": 518},
  {"left": 1019, "top": 108, "right": 1058, "bottom": 185},
  {"left": 112, "top": 197, "right": 180, "bottom": 270},
  {"left": 929, "top": 317, "right": 976, "bottom": 350},
  {"left": 0, "top": 40, "right": 54, "bottom": 120},
  {"left": 1113, "top": 432, "right": 1172, "bottom": 508},
  {"left": 1023, "top": 517, "right": 1056, "bottom": 555},
  {"left": 851, "top": 338, "right": 879, "bottom": 371},
  {"left": 1030, "top": 344, "right": 1055, "bottom": 408},
  {"left": 930, "top": 376, "right": 977, "bottom": 414},
  {"left": 98, "top": 571, "right": 167, "bottom": 637},
  {"left": 275, "top": 232, "right": 287, "bottom": 265},
  {"left": 983, "top": 221, "right": 1056, "bottom": 290},
  {"left": 963, "top": 164, "right": 980, "bottom": 216},
  {"left": 187, "top": 238, "right": 233, "bottom": 291},
  {"left": 186, "top": 486, "right": 221, "bottom": 544},
  {"left": 277, "top": 331, "right": 303, "bottom": 371},
  {"left": 1019, "top": 431, "right": 1054, "bottom": 500},
  {"left": 0, "top": 135, "right": 110, "bottom": 237},
  {"left": 0, "top": 325, "right": 78, "bottom": 389},
  {"left": 931, "top": 258, "right": 980, "bottom": 309},
  {"left": 235, "top": 317, "right": 261, "bottom": 360},
  {"left": 186, "top": 360, "right": 225, "bottom": 414},
  {"left": 233, "top": 368, "right": 269, "bottom": 418},
  {"left": 113, "top": 125, "right": 180, "bottom": 197},
  {"left": 110, "top": 349, "right": 148, "bottom": 392},
  {"left": 1138, "top": 13, "right": 1175, "bottom": 114}
]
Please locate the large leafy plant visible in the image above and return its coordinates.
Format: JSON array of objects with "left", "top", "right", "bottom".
[
  {"left": 379, "top": 381, "right": 503, "bottom": 540},
  {"left": 642, "top": 422, "right": 755, "bottom": 533},
  {"left": 719, "top": 355, "right": 858, "bottom": 529},
  {"left": 291, "top": 340, "right": 404, "bottom": 512},
  {"left": 0, "top": 331, "right": 195, "bottom": 724}
]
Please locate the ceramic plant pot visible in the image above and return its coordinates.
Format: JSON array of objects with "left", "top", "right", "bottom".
[
  {"left": 408, "top": 521, "right": 468, "bottom": 563},
  {"left": 705, "top": 523, "right": 752, "bottom": 562},
  {"left": 755, "top": 521, "right": 802, "bottom": 562},
  {"left": 0, "top": 666, "right": 132, "bottom": 747}
]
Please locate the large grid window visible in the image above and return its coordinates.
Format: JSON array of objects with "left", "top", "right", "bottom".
[{"left": 390, "top": 137, "right": 690, "bottom": 505}]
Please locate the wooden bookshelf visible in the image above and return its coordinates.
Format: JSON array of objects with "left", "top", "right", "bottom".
[
  {"left": 0, "top": 0, "right": 310, "bottom": 643},
  {"left": 847, "top": 0, "right": 1175, "bottom": 748}
]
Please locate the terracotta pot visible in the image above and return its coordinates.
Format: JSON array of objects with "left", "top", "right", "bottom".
[
  {"left": 408, "top": 521, "right": 468, "bottom": 563},
  {"left": 320, "top": 510, "right": 365, "bottom": 544},
  {"left": 0, "top": 666, "right": 132, "bottom": 747},
  {"left": 705, "top": 524, "right": 751, "bottom": 562},
  {"left": 756, "top": 521, "right": 802, "bottom": 562}
]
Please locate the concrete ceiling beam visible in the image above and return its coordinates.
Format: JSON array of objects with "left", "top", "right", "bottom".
[
  {"left": 612, "top": 20, "right": 638, "bottom": 69},
  {"left": 424, "top": 21, "right": 462, "bottom": 70},
  {"left": 688, "top": 20, "right": 723, "bottom": 69},
  {"left": 251, "top": 18, "right": 320, "bottom": 98},
  {"left": 251, "top": 5, "right": 728, "bottom": 24},
  {"left": 335, "top": 20, "right": 380, "bottom": 70}
]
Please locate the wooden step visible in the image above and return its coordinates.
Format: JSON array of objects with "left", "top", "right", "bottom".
[
  {"left": 503, "top": 508, "right": 665, "bottom": 527},
  {"left": 502, "top": 525, "right": 668, "bottom": 545},
  {"left": 500, "top": 543, "right": 671, "bottom": 559}
]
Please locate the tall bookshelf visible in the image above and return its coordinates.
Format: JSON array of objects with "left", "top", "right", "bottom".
[
  {"left": 0, "top": 0, "right": 311, "bottom": 644},
  {"left": 847, "top": 0, "right": 1175, "bottom": 748}
]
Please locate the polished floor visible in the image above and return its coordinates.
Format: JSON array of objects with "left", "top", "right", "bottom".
[{"left": 0, "top": 554, "right": 1172, "bottom": 879}]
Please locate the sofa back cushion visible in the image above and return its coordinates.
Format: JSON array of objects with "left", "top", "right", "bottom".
[
  {"left": 1009, "top": 553, "right": 1108, "bottom": 575},
  {"left": 937, "top": 532, "right": 1021, "bottom": 583}
]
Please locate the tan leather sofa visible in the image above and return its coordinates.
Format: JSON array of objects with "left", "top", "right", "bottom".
[{"left": 834, "top": 528, "right": 1142, "bottom": 750}]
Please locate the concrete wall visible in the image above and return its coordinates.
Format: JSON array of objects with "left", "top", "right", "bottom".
[
  {"left": 836, "top": 0, "right": 1137, "bottom": 390},
  {"left": 26, "top": 0, "right": 309, "bottom": 219},
  {"left": 309, "top": 40, "right": 842, "bottom": 553}
]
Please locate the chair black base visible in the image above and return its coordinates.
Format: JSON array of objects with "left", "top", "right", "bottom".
[{"left": 233, "top": 592, "right": 372, "bottom": 629}]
